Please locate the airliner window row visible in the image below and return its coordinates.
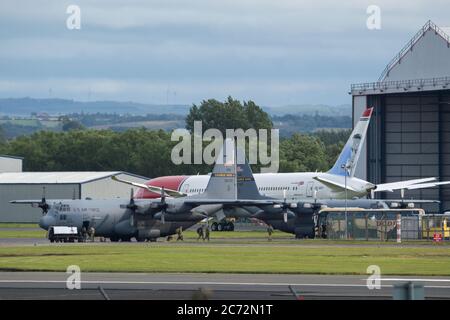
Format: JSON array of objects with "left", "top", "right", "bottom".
[
  {"left": 259, "top": 186, "right": 299, "bottom": 191},
  {"left": 188, "top": 186, "right": 300, "bottom": 193}
]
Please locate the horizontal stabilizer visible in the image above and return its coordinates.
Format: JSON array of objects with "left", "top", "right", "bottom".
[
  {"left": 313, "top": 176, "right": 358, "bottom": 192},
  {"left": 111, "top": 176, "right": 186, "bottom": 198}
]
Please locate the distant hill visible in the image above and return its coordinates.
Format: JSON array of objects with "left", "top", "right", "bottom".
[
  {"left": 0, "top": 98, "right": 351, "bottom": 117},
  {"left": 263, "top": 104, "right": 351, "bottom": 117},
  {"left": 0, "top": 97, "right": 191, "bottom": 116}
]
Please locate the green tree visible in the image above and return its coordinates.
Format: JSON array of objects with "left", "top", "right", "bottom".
[
  {"left": 186, "top": 96, "right": 273, "bottom": 134},
  {"left": 279, "top": 134, "right": 328, "bottom": 172}
]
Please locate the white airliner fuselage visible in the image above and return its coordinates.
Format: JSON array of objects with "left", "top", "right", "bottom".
[{"left": 177, "top": 172, "right": 372, "bottom": 201}]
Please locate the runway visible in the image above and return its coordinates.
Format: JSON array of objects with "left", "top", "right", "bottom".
[{"left": 0, "top": 272, "right": 449, "bottom": 300}]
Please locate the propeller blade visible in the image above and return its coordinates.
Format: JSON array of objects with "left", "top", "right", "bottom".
[
  {"left": 283, "top": 211, "right": 288, "bottom": 223},
  {"left": 161, "top": 211, "right": 165, "bottom": 224}
]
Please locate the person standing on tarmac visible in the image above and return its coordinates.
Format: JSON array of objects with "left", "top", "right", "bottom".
[
  {"left": 176, "top": 226, "right": 184, "bottom": 241},
  {"left": 204, "top": 225, "right": 210, "bottom": 242},
  {"left": 267, "top": 225, "right": 274, "bottom": 241},
  {"left": 196, "top": 226, "right": 204, "bottom": 241},
  {"left": 89, "top": 227, "right": 95, "bottom": 242}
]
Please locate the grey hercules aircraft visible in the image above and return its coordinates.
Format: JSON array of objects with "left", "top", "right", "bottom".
[{"left": 11, "top": 141, "right": 254, "bottom": 242}]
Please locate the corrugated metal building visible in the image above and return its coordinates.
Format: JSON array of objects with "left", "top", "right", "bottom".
[
  {"left": 0, "top": 171, "right": 149, "bottom": 222},
  {"left": 0, "top": 155, "right": 23, "bottom": 173},
  {"left": 352, "top": 20, "right": 450, "bottom": 213}
]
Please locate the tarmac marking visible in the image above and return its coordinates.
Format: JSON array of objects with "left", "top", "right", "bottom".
[{"left": 0, "top": 279, "right": 449, "bottom": 289}]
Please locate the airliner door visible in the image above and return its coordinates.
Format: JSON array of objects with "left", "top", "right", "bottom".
[{"left": 181, "top": 184, "right": 189, "bottom": 194}]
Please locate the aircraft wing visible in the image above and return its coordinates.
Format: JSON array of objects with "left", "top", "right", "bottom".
[
  {"left": 383, "top": 199, "right": 440, "bottom": 204},
  {"left": 183, "top": 199, "right": 281, "bottom": 206},
  {"left": 373, "top": 177, "right": 437, "bottom": 192},
  {"left": 10, "top": 200, "right": 43, "bottom": 205},
  {"left": 401, "top": 181, "right": 450, "bottom": 190},
  {"left": 313, "top": 176, "right": 358, "bottom": 192},
  {"left": 112, "top": 176, "right": 187, "bottom": 198}
]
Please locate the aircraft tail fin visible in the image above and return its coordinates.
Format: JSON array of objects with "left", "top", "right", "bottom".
[
  {"left": 328, "top": 107, "right": 373, "bottom": 178},
  {"left": 235, "top": 144, "right": 265, "bottom": 200},
  {"left": 201, "top": 138, "right": 237, "bottom": 199}
]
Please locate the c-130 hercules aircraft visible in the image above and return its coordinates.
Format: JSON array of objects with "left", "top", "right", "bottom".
[{"left": 11, "top": 140, "right": 258, "bottom": 242}]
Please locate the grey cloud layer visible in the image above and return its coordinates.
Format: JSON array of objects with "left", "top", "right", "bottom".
[{"left": 0, "top": 0, "right": 449, "bottom": 105}]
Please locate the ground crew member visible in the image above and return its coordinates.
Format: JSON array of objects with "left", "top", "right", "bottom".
[
  {"left": 267, "top": 225, "right": 274, "bottom": 241},
  {"left": 89, "top": 227, "right": 95, "bottom": 242},
  {"left": 204, "top": 225, "right": 210, "bottom": 242},
  {"left": 176, "top": 226, "right": 184, "bottom": 241},
  {"left": 196, "top": 226, "right": 203, "bottom": 241},
  {"left": 81, "top": 226, "right": 87, "bottom": 242}
]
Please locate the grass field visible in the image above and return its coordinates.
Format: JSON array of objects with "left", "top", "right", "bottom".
[
  {"left": 0, "top": 230, "right": 46, "bottom": 238},
  {"left": 0, "top": 243, "right": 449, "bottom": 275},
  {"left": 0, "top": 223, "right": 39, "bottom": 228}
]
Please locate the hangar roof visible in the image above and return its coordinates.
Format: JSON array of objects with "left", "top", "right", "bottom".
[
  {"left": 351, "top": 20, "right": 450, "bottom": 96},
  {"left": 0, "top": 171, "right": 148, "bottom": 184},
  {"left": 0, "top": 155, "right": 24, "bottom": 160}
]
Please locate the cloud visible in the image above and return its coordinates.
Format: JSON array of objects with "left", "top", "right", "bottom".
[{"left": 0, "top": 0, "right": 449, "bottom": 106}]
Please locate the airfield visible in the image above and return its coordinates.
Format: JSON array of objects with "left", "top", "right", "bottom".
[{"left": 0, "top": 224, "right": 450, "bottom": 300}]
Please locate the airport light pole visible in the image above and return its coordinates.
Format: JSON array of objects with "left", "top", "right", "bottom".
[{"left": 341, "top": 163, "right": 350, "bottom": 239}]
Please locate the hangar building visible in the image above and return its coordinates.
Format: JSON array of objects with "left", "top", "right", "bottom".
[
  {"left": 352, "top": 20, "right": 450, "bottom": 213},
  {"left": 0, "top": 155, "right": 23, "bottom": 173},
  {"left": 0, "top": 171, "right": 149, "bottom": 222}
]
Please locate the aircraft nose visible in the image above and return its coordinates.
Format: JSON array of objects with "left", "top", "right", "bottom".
[{"left": 39, "top": 215, "right": 54, "bottom": 230}]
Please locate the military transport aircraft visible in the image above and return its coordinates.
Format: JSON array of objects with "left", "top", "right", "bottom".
[
  {"left": 132, "top": 107, "right": 450, "bottom": 202},
  {"left": 11, "top": 140, "right": 253, "bottom": 242}
]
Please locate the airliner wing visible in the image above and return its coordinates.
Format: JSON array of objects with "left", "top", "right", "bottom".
[
  {"left": 373, "top": 177, "right": 437, "bottom": 192},
  {"left": 313, "top": 176, "right": 358, "bottom": 192},
  {"left": 111, "top": 176, "right": 187, "bottom": 198},
  {"left": 401, "top": 181, "right": 450, "bottom": 190}
]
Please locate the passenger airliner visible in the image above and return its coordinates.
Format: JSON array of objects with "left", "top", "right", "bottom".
[{"left": 133, "top": 107, "right": 450, "bottom": 201}]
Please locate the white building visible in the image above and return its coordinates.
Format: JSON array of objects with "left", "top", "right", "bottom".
[
  {"left": 0, "top": 155, "right": 23, "bottom": 173},
  {"left": 0, "top": 171, "right": 149, "bottom": 222}
]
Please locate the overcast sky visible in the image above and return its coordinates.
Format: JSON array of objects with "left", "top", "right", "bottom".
[{"left": 0, "top": 0, "right": 449, "bottom": 107}]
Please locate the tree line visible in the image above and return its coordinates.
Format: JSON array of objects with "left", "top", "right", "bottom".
[{"left": 0, "top": 97, "right": 350, "bottom": 178}]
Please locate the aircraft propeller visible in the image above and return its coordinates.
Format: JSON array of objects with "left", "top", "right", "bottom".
[
  {"left": 274, "top": 189, "right": 296, "bottom": 223},
  {"left": 160, "top": 187, "right": 168, "bottom": 224},
  {"left": 126, "top": 188, "right": 138, "bottom": 211}
]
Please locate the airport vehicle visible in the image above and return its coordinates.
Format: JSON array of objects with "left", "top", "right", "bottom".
[
  {"left": 210, "top": 217, "right": 235, "bottom": 231},
  {"left": 11, "top": 142, "right": 248, "bottom": 242},
  {"left": 422, "top": 213, "right": 450, "bottom": 239},
  {"left": 48, "top": 226, "right": 81, "bottom": 243},
  {"left": 133, "top": 107, "right": 450, "bottom": 203}
]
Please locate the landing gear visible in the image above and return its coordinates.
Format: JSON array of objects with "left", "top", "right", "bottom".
[
  {"left": 110, "top": 237, "right": 119, "bottom": 242},
  {"left": 211, "top": 221, "right": 234, "bottom": 231}
]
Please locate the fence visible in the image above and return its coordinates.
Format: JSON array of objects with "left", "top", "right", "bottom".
[{"left": 316, "top": 211, "right": 449, "bottom": 242}]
